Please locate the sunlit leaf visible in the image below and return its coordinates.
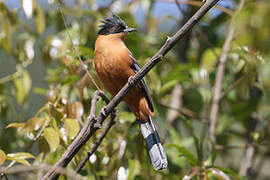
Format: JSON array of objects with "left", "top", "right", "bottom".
[
  {"left": 44, "top": 127, "right": 60, "bottom": 152},
  {"left": 0, "top": 149, "right": 6, "bottom": 166},
  {"left": 21, "top": 117, "right": 45, "bottom": 132},
  {"left": 0, "top": 2, "right": 17, "bottom": 52},
  {"left": 64, "top": 118, "right": 80, "bottom": 140},
  {"left": 6, "top": 152, "right": 35, "bottom": 165},
  {"left": 13, "top": 69, "right": 32, "bottom": 104},
  {"left": 200, "top": 48, "right": 221, "bottom": 72},
  {"left": 6, "top": 123, "right": 25, "bottom": 128},
  {"left": 34, "top": 3, "right": 45, "bottom": 34},
  {"left": 7, "top": 152, "right": 35, "bottom": 159},
  {"left": 33, "top": 87, "right": 47, "bottom": 95},
  {"left": 16, "top": 159, "right": 31, "bottom": 165}
]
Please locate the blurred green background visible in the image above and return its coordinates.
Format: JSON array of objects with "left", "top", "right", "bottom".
[{"left": 0, "top": 0, "right": 270, "bottom": 179}]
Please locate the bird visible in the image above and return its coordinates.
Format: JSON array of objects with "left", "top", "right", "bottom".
[{"left": 94, "top": 14, "right": 167, "bottom": 170}]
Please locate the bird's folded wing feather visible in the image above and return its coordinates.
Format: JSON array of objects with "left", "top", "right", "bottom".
[{"left": 128, "top": 49, "right": 154, "bottom": 112}]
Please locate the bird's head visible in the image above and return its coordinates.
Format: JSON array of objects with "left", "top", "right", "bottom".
[{"left": 97, "top": 14, "right": 137, "bottom": 35}]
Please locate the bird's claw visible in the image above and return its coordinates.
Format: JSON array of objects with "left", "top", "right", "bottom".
[
  {"left": 128, "top": 76, "right": 135, "bottom": 87},
  {"left": 94, "top": 119, "right": 102, "bottom": 128},
  {"left": 101, "top": 107, "right": 107, "bottom": 117}
]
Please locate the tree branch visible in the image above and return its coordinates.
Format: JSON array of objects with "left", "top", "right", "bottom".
[
  {"left": 75, "top": 111, "right": 116, "bottom": 173},
  {"left": 0, "top": 164, "right": 85, "bottom": 180},
  {"left": 42, "top": 1, "right": 220, "bottom": 179},
  {"left": 209, "top": 0, "right": 245, "bottom": 142}
]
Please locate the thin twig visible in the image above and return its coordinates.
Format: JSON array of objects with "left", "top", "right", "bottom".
[
  {"left": 0, "top": 71, "right": 21, "bottom": 84},
  {"left": 57, "top": 0, "right": 100, "bottom": 90},
  {"left": 42, "top": 1, "right": 220, "bottom": 179},
  {"left": 159, "top": 101, "right": 197, "bottom": 118},
  {"left": 219, "top": 76, "right": 245, "bottom": 100},
  {"left": 209, "top": 0, "right": 245, "bottom": 142},
  {"left": 76, "top": 112, "right": 116, "bottom": 173}
]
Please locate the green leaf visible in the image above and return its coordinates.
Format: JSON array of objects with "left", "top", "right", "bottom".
[
  {"left": 215, "top": 166, "right": 240, "bottom": 179},
  {"left": 210, "top": 140, "right": 217, "bottom": 166},
  {"left": 6, "top": 152, "right": 35, "bottom": 165},
  {"left": 0, "top": 149, "right": 6, "bottom": 166},
  {"left": 204, "top": 140, "right": 217, "bottom": 167},
  {"left": 16, "top": 159, "right": 31, "bottom": 165},
  {"left": 180, "top": 116, "right": 201, "bottom": 164},
  {"left": 159, "top": 79, "right": 179, "bottom": 95},
  {"left": 44, "top": 128, "right": 60, "bottom": 152},
  {"left": 34, "top": 3, "right": 45, "bottom": 34},
  {"left": 13, "top": 69, "right": 32, "bottom": 104},
  {"left": 200, "top": 48, "right": 221, "bottom": 72},
  {"left": 33, "top": 87, "right": 47, "bottom": 95},
  {"left": 6, "top": 123, "right": 25, "bottom": 128},
  {"left": 118, "top": 112, "right": 136, "bottom": 123},
  {"left": 168, "top": 144, "right": 198, "bottom": 166},
  {"left": 21, "top": 117, "right": 45, "bottom": 132},
  {"left": 7, "top": 152, "right": 35, "bottom": 159},
  {"left": 0, "top": 3, "right": 16, "bottom": 53},
  {"left": 64, "top": 118, "right": 80, "bottom": 140}
]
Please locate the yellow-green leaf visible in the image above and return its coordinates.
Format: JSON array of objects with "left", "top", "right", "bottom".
[
  {"left": 6, "top": 152, "right": 35, "bottom": 166},
  {"left": 64, "top": 118, "right": 80, "bottom": 140},
  {"left": 15, "top": 159, "right": 31, "bottom": 166},
  {"left": 44, "top": 127, "right": 59, "bottom": 152},
  {"left": 13, "top": 69, "right": 32, "bottom": 104},
  {"left": 34, "top": 3, "right": 45, "bottom": 34},
  {"left": 6, "top": 123, "right": 25, "bottom": 128},
  {"left": 0, "top": 149, "right": 6, "bottom": 166},
  {"left": 21, "top": 117, "right": 45, "bottom": 132},
  {"left": 7, "top": 152, "right": 35, "bottom": 160},
  {"left": 200, "top": 48, "right": 221, "bottom": 72}
]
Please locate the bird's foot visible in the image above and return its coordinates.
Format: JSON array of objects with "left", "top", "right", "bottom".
[
  {"left": 101, "top": 106, "right": 107, "bottom": 117},
  {"left": 94, "top": 119, "right": 102, "bottom": 129},
  {"left": 128, "top": 76, "right": 135, "bottom": 87}
]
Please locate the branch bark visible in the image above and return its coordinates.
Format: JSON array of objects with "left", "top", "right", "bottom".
[
  {"left": 42, "top": 0, "right": 220, "bottom": 179},
  {"left": 75, "top": 111, "right": 116, "bottom": 173},
  {"left": 209, "top": 0, "right": 245, "bottom": 142}
]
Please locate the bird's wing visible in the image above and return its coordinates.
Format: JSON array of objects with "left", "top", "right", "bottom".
[{"left": 128, "top": 49, "right": 154, "bottom": 112}]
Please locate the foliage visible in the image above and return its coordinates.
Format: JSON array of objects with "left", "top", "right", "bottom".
[{"left": 0, "top": 0, "right": 270, "bottom": 179}]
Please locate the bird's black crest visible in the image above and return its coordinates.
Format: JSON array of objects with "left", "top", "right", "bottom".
[{"left": 98, "top": 14, "right": 128, "bottom": 35}]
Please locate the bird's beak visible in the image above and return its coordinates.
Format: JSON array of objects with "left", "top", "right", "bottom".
[{"left": 124, "top": 28, "right": 137, "bottom": 33}]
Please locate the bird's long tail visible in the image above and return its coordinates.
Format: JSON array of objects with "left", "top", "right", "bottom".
[{"left": 139, "top": 115, "right": 167, "bottom": 170}]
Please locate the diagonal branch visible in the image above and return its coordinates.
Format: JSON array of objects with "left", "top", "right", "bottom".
[
  {"left": 75, "top": 110, "right": 116, "bottom": 173},
  {"left": 42, "top": 0, "right": 220, "bottom": 179}
]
